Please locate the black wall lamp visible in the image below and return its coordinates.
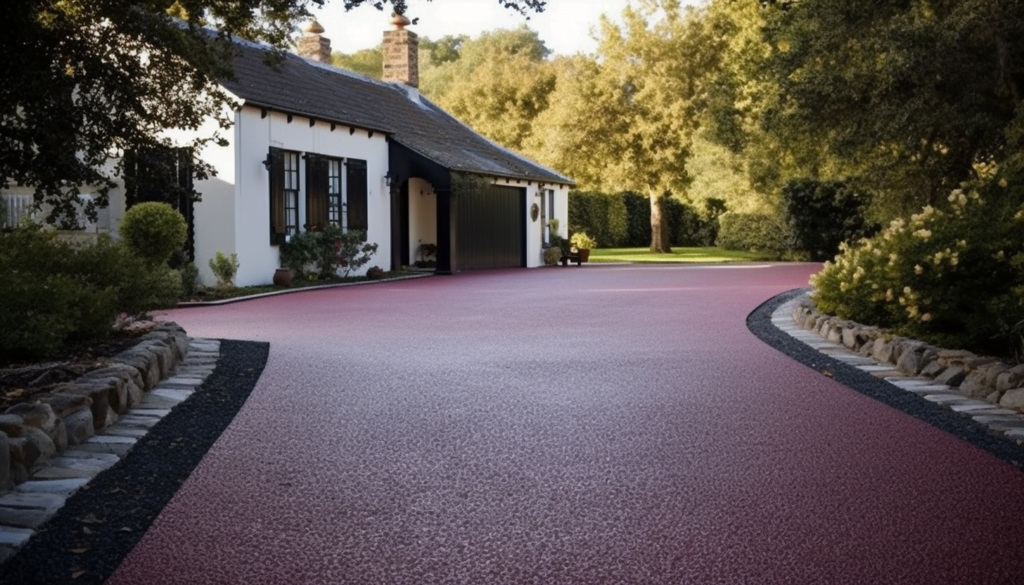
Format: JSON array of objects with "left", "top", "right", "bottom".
[
  {"left": 384, "top": 171, "right": 400, "bottom": 187},
  {"left": 262, "top": 155, "right": 273, "bottom": 171}
]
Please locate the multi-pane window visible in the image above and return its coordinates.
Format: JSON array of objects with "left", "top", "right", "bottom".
[
  {"left": 283, "top": 151, "right": 299, "bottom": 238},
  {"left": 269, "top": 147, "right": 301, "bottom": 245},
  {"left": 271, "top": 149, "right": 366, "bottom": 244},
  {"left": 542, "top": 188, "right": 555, "bottom": 246},
  {"left": 328, "top": 158, "right": 343, "bottom": 227}
]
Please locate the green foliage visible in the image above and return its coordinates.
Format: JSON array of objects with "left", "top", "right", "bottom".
[
  {"left": 331, "top": 46, "right": 383, "bottom": 78},
  {"left": 662, "top": 196, "right": 708, "bottom": 247},
  {"left": 568, "top": 191, "right": 627, "bottom": 249},
  {"left": 526, "top": 1, "right": 731, "bottom": 251},
  {"left": 180, "top": 261, "right": 201, "bottom": 297},
  {"left": 279, "top": 232, "right": 321, "bottom": 279},
  {"left": 119, "top": 202, "right": 188, "bottom": 266},
  {"left": 421, "top": 27, "right": 555, "bottom": 152},
  {"left": 569, "top": 231, "right": 597, "bottom": 250},
  {"left": 716, "top": 212, "right": 793, "bottom": 259},
  {"left": 745, "top": 0, "right": 1024, "bottom": 213},
  {"left": 781, "top": 179, "right": 875, "bottom": 261},
  {"left": 208, "top": 251, "right": 239, "bottom": 289},
  {"left": 334, "top": 229, "right": 380, "bottom": 278},
  {"left": 622, "top": 193, "right": 653, "bottom": 247},
  {"left": 570, "top": 191, "right": 716, "bottom": 248},
  {"left": 280, "top": 226, "right": 379, "bottom": 279},
  {"left": 0, "top": 228, "right": 181, "bottom": 360},
  {"left": 812, "top": 171, "right": 1024, "bottom": 356},
  {"left": 543, "top": 246, "right": 562, "bottom": 266}
]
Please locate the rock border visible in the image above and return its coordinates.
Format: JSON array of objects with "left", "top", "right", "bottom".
[
  {"left": 0, "top": 323, "right": 191, "bottom": 492},
  {"left": 790, "top": 295, "right": 1024, "bottom": 418}
]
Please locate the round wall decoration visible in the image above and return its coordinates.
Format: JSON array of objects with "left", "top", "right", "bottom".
[{"left": 530, "top": 202, "right": 540, "bottom": 222}]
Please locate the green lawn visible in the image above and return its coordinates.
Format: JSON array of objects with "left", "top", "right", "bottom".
[{"left": 588, "top": 247, "right": 774, "bottom": 263}]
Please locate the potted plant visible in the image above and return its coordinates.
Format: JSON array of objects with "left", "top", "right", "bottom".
[{"left": 569, "top": 231, "right": 597, "bottom": 262}]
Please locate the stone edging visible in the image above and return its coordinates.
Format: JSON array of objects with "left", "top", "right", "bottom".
[
  {"left": 789, "top": 294, "right": 1024, "bottom": 420},
  {"left": 0, "top": 322, "right": 191, "bottom": 492}
]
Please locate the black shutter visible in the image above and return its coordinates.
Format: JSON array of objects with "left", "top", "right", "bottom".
[
  {"left": 346, "top": 159, "right": 368, "bottom": 233},
  {"left": 305, "top": 155, "right": 329, "bottom": 230},
  {"left": 269, "top": 148, "right": 286, "bottom": 245}
]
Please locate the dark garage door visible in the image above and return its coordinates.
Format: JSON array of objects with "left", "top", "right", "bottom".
[{"left": 456, "top": 185, "right": 526, "bottom": 270}]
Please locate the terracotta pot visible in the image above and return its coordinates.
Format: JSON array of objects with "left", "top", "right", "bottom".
[{"left": 273, "top": 267, "right": 293, "bottom": 287}]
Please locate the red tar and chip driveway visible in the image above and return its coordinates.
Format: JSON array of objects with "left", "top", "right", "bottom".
[{"left": 110, "top": 264, "right": 1024, "bottom": 584}]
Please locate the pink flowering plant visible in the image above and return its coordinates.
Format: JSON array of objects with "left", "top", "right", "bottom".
[
  {"left": 812, "top": 169, "right": 1024, "bottom": 356},
  {"left": 280, "top": 225, "right": 378, "bottom": 280}
]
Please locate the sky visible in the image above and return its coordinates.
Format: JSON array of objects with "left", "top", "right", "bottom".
[{"left": 310, "top": 0, "right": 699, "bottom": 56}]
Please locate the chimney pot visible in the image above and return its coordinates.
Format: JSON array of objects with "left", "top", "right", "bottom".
[{"left": 297, "top": 20, "right": 331, "bottom": 63}]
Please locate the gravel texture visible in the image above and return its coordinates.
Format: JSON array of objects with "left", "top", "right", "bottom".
[
  {"left": 747, "top": 288, "right": 1024, "bottom": 471},
  {"left": 105, "top": 266, "right": 1024, "bottom": 584},
  {"left": 0, "top": 339, "right": 269, "bottom": 585}
]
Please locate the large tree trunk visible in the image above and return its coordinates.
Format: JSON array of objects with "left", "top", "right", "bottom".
[{"left": 649, "top": 193, "right": 672, "bottom": 253}]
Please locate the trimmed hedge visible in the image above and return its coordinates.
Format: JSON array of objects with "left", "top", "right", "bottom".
[
  {"left": 716, "top": 212, "right": 794, "bottom": 259},
  {"left": 782, "top": 179, "right": 875, "bottom": 261},
  {"left": 569, "top": 191, "right": 714, "bottom": 247}
]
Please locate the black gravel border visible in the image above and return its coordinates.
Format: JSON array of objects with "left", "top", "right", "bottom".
[
  {"left": 748, "top": 289, "right": 1024, "bottom": 473},
  {"left": 0, "top": 339, "right": 269, "bottom": 585}
]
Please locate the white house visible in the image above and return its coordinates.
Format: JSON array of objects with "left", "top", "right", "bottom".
[{"left": 3, "top": 16, "right": 575, "bottom": 286}]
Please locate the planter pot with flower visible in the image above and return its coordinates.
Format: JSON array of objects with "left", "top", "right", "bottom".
[{"left": 569, "top": 231, "right": 597, "bottom": 263}]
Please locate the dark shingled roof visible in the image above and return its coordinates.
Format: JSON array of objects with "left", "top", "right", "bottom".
[{"left": 220, "top": 38, "right": 574, "bottom": 186}]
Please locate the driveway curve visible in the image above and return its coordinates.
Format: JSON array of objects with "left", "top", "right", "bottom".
[{"left": 110, "top": 264, "right": 1024, "bottom": 584}]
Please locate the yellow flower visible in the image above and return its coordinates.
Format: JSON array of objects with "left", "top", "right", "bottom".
[
  {"left": 995, "top": 250, "right": 1006, "bottom": 261},
  {"left": 913, "top": 229, "right": 932, "bottom": 240},
  {"left": 921, "top": 313, "right": 932, "bottom": 322},
  {"left": 914, "top": 264, "right": 923, "bottom": 275},
  {"left": 999, "top": 178, "right": 1008, "bottom": 188},
  {"left": 885, "top": 289, "right": 894, "bottom": 302}
]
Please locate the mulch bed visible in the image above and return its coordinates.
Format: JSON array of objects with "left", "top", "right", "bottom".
[{"left": 0, "top": 332, "right": 150, "bottom": 411}]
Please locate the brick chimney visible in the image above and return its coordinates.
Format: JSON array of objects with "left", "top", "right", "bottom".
[
  {"left": 297, "top": 20, "right": 331, "bottom": 63},
  {"left": 382, "top": 13, "right": 419, "bottom": 88}
]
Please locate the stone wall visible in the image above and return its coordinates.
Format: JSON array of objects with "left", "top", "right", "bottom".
[
  {"left": 0, "top": 323, "right": 190, "bottom": 492},
  {"left": 791, "top": 297, "right": 1024, "bottom": 412}
]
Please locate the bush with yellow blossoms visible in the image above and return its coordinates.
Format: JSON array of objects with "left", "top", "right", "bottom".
[{"left": 811, "top": 169, "right": 1024, "bottom": 356}]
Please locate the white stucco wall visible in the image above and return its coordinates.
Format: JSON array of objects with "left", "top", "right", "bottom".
[
  {"left": 407, "top": 177, "right": 437, "bottom": 263},
  {"left": 228, "top": 106, "right": 391, "bottom": 286}
]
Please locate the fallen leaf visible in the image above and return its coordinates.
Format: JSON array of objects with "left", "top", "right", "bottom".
[
  {"left": 71, "top": 569, "right": 87, "bottom": 579},
  {"left": 80, "top": 513, "right": 104, "bottom": 524},
  {"left": 80, "top": 527, "right": 93, "bottom": 535},
  {"left": 118, "top": 527, "right": 133, "bottom": 533},
  {"left": 823, "top": 370, "right": 833, "bottom": 378},
  {"left": 68, "top": 547, "right": 90, "bottom": 554}
]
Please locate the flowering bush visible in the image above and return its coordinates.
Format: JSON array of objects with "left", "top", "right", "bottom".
[
  {"left": 812, "top": 171, "right": 1024, "bottom": 355},
  {"left": 280, "top": 225, "right": 378, "bottom": 279}
]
